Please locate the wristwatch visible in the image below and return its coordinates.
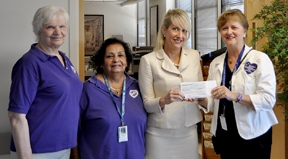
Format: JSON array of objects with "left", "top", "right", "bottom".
[{"left": 236, "top": 93, "right": 242, "bottom": 103}]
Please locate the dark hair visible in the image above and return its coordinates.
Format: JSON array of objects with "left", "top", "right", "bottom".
[{"left": 90, "top": 38, "right": 133, "bottom": 74}]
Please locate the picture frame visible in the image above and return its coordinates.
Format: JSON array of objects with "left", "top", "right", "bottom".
[
  {"left": 84, "top": 15, "right": 104, "bottom": 56},
  {"left": 84, "top": 56, "right": 95, "bottom": 79},
  {"left": 150, "top": 5, "right": 158, "bottom": 47}
]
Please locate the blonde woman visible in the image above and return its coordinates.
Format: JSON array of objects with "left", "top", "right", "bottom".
[{"left": 138, "top": 8, "right": 203, "bottom": 159}]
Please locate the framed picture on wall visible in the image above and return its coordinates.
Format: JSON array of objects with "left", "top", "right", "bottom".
[
  {"left": 84, "top": 15, "right": 104, "bottom": 56},
  {"left": 150, "top": 5, "right": 158, "bottom": 47}
]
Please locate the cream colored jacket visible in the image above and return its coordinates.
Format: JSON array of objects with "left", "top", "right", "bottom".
[{"left": 138, "top": 48, "right": 203, "bottom": 129}]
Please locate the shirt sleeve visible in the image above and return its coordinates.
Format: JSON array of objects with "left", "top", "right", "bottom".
[
  {"left": 8, "top": 60, "right": 39, "bottom": 114},
  {"left": 249, "top": 53, "right": 276, "bottom": 112},
  {"left": 138, "top": 55, "right": 163, "bottom": 114}
]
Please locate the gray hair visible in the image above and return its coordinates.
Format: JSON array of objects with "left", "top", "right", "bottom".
[{"left": 32, "top": 5, "right": 69, "bottom": 42}]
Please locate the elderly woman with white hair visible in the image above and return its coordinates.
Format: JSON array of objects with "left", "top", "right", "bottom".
[{"left": 8, "top": 5, "right": 82, "bottom": 159}]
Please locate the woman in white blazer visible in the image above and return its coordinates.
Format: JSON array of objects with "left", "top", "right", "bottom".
[
  {"left": 198, "top": 9, "right": 278, "bottom": 159},
  {"left": 138, "top": 8, "right": 203, "bottom": 159}
]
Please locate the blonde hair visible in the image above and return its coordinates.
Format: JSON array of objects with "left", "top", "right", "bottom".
[{"left": 154, "top": 8, "right": 191, "bottom": 51}]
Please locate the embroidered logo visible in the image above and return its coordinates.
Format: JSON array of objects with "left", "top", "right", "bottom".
[
  {"left": 244, "top": 62, "right": 257, "bottom": 74},
  {"left": 129, "top": 90, "right": 138, "bottom": 98},
  {"left": 70, "top": 66, "right": 77, "bottom": 74}
]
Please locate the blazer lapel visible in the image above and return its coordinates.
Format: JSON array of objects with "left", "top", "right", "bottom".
[
  {"left": 178, "top": 48, "right": 189, "bottom": 72},
  {"left": 234, "top": 45, "right": 253, "bottom": 75},
  {"left": 214, "top": 53, "right": 226, "bottom": 85},
  {"left": 156, "top": 49, "right": 180, "bottom": 74}
]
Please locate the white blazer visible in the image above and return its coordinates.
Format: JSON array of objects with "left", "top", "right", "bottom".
[
  {"left": 138, "top": 48, "right": 203, "bottom": 129},
  {"left": 203, "top": 45, "right": 278, "bottom": 139}
]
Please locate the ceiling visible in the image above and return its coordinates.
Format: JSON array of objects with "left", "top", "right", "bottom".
[{"left": 84, "top": 0, "right": 140, "bottom": 6}]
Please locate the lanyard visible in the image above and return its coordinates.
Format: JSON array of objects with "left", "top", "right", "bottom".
[
  {"left": 221, "top": 45, "right": 245, "bottom": 115},
  {"left": 221, "top": 45, "right": 245, "bottom": 90},
  {"left": 103, "top": 74, "right": 126, "bottom": 126}
]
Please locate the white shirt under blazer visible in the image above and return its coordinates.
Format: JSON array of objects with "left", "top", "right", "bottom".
[
  {"left": 202, "top": 45, "right": 278, "bottom": 140},
  {"left": 138, "top": 48, "right": 203, "bottom": 131}
]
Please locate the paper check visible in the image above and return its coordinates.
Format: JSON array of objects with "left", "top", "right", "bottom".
[{"left": 180, "top": 80, "right": 217, "bottom": 98}]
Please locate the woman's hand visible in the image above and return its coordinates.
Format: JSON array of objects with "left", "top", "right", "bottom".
[
  {"left": 211, "top": 86, "right": 237, "bottom": 101},
  {"left": 159, "top": 88, "right": 185, "bottom": 107},
  {"left": 211, "top": 86, "right": 254, "bottom": 109}
]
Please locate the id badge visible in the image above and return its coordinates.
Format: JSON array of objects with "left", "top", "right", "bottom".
[
  {"left": 118, "top": 126, "right": 128, "bottom": 142},
  {"left": 220, "top": 115, "right": 228, "bottom": 131}
]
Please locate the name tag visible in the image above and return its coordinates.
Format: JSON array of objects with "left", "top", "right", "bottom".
[
  {"left": 118, "top": 126, "right": 128, "bottom": 142},
  {"left": 220, "top": 115, "right": 228, "bottom": 131}
]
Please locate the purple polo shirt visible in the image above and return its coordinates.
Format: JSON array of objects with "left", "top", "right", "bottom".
[
  {"left": 8, "top": 44, "right": 83, "bottom": 153},
  {"left": 79, "top": 74, "right": 147, "bottom": 159}
]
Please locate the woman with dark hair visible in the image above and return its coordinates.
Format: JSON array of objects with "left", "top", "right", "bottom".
[{"left": 77, "top": 38, "right": 147, "bottom": 159}]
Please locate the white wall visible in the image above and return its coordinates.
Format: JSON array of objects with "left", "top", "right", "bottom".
[
  {"left": 166, "top": 0, "right": 175, "bottom": 11},
  {"left": 0, "top": 0, "right": 79, "bottom": 135},
  {"left": 149, "top": 0, "right": 175, "bottom": 33},
  {"left": 84, "top": 2, "right": 137, "bottom": 47}
]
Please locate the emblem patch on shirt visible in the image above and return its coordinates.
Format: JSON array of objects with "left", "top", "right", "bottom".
[
  {"left": 129, "top": 90, "right": 138, "bottom": 98},
  {"left": 244, "top": 62, "right": 257, "bottom": 74},
  {"left": 70, "top": 66, "right": 77, "bottom": 74}
]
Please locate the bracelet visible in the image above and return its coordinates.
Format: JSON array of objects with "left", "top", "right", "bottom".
[{"left": 236, "top": 93, "right": 242, "bottom": 103}]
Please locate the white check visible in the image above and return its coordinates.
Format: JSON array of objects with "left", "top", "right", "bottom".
[{"left": 180, "top": 80, "right": 217, "bottom": 98}]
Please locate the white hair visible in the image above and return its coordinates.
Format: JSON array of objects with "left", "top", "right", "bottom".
[{"left": 32, "top": 5, "right": 69, "bottom": 42}]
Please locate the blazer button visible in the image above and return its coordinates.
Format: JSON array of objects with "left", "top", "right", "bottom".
[{"left": 178, "top": 74, "right": 182, "bottom": 78}]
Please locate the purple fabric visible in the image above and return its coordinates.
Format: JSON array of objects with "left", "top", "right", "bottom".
[
  {"left": 79, "top": 74, "right": 147, "bottom": 159},
  {"left": 8, "top": 44, "right": 83, "bottom": 153}
]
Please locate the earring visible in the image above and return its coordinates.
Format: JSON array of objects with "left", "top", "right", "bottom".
[
  {"left": 163, "top": 35, "right": 166, "bottom": 38},
  {"left": 244, "top": 34, "right": 246, "bottom": 38}
]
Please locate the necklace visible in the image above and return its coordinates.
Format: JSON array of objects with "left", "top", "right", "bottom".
[
  {"left": 228, "top": 58, "right": 232, "bottom": 64},
  {"left": 173, "top": 63, "right": 180, "bottom": 67},
  {"left": 110, "top": 86, "right": 122, "bottom": 95}
]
